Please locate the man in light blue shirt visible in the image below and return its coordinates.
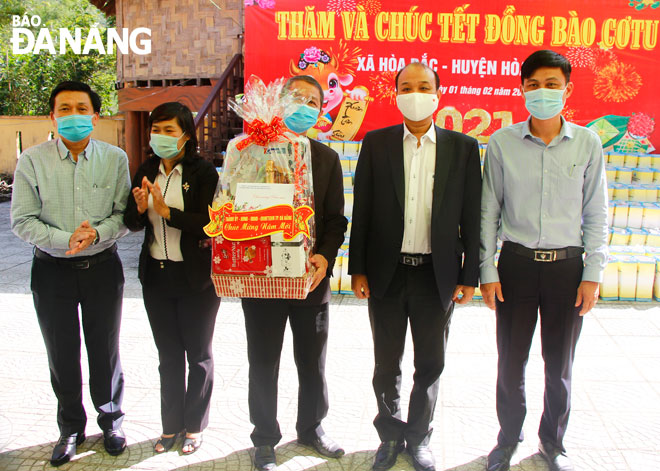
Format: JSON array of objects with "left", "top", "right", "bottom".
[
  {"left": 11, "top": 81, "right": 130, "bottom": 466},
  {"left": 480, "top": 51, "right": 608, "bottom": 471}
]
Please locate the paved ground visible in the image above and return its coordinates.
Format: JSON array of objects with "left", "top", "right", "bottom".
[{"left": 0, "top": 199, "right": 659, "bottom": 471}]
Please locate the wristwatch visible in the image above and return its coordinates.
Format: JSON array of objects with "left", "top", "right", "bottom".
[{"left": 93, "top": 229, "right": 100, "bottom": 245}]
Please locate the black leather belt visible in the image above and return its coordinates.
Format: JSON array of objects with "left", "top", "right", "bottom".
[
  {"left": 34, "top": 244, "right": 117, "bottom": 269},
  {"left": 399, "top": 253, "right": 432, "bottom": 266},
  {"left": 502, "top": 241, "right": 583, "bottom": 262}
]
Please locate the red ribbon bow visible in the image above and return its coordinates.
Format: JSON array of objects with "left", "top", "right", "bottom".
[{"left": 236, "top": 117, "right": 286, "bottom": 151}]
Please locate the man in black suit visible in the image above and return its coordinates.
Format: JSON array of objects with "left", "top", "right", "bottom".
[
  {"left": 348, "top": 63, "right": 481, "bottom": 471},
  {"left": 243, "top": 75, "right": 348, "bottom": 471}
]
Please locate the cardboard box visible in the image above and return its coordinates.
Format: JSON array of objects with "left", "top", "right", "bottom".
[
  {"left": 636, "top": 256, "right": 655, "bottom": 301},
  {"left": 271, "top": 233, "right": 306, "bottom": 277},
  {"left": 618, "top": 256, "right": 638, "bottom": 301},
  {"left": 213, "top": 237, "right": 271, "bottom": 275},
  {"left": 600, "top": 255, "right": 619, "bottom": 301}
]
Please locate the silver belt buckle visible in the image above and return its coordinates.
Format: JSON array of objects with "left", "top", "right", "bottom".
[
  {"left": 402, "top": 255, "right": 419, "bottom": 266},
  {"left": 533, "top": 250, "right": 556, "bottom": 262},
  {"left": 73, "top": 260, "right": 90, "bottom": 269}
]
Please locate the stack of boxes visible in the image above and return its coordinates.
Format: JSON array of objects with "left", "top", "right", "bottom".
[
  {"left": 323, "top": 140, "right": 361, "bottom": 295},
  {"left": 322, "top": 141, "right": 660, "bottom": 302},
  {"left": 599, "top": 151, "right": 660, "bottom": 301}
]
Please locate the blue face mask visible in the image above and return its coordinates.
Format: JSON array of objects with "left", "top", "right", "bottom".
[
  {"left": 150, "top": 133, "right": 186, "bottom": 160},
  {"left": 285, "top": 104, "right": 320, "bottom": 134},
  {"left": 524, "top": 88, "right": 565, "bottom": 120},
  {"left": 56, "top": 114, "right": 94, "bottom": 142}
]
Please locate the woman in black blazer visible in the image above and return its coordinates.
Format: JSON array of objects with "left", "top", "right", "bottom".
[{"left": 124, "top": 102, "right": 220, "bottom": 455}]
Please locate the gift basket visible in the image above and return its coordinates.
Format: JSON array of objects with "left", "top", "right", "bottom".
[{"left": 204, "top": 75, "right": 316, "bottom": 299}]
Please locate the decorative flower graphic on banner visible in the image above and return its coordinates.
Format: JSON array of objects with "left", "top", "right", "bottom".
[
  {"left": 629, "top": 0, "right": 660, "bottom": 11},
  {"left": 297, "top": 47, "right": 331, "bottom": 70},
  {"left": 303, "top": 46, "right": 322, "bottom": 63},
  {"left": 594, "top": 61, "right": 642, "bottom": 102},
  {"left": 327, "top": 0, "right": 357, "bottom": 14},
  {"left": 369, "top": 71, "right": 397, "bottom": 104},
  {"left": 565, "top": 46, "right": 596, "bottom": 68},
  {"left": 357, "top": 0, "right": 382, "bottom": 15},
  {"left": 627, "top": 112, "right": 655, "bottom": 139},
  {"left": 245, "top": 0, "right": 275, "bottom": 8},
  {"left": 590, "top": 47, "right": 618, "bottom": 73},
  {"left": 331, "top": 40, "right": 362, "bottom": 77}
]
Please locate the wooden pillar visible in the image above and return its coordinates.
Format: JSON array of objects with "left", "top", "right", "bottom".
[{"left": 124, "top": 110, "right": 149, "bottom": 178}]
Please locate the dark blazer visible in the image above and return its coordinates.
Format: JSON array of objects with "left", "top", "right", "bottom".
[
  {"left": 348, "top": 124, "right": 481, "bottom": 311},
  {"left": 124, "top": 154, "right": 219, "bottom": 291},
  {"left": 291, "top": 138, "right": 348, "bottom": 305}
]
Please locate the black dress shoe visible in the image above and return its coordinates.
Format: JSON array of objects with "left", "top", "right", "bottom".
[
  {"left": 539, "top": 442, "right": 574, "bottom": 471},
  {"left": 254, "top": 445, "right": 276, "bottom": 471},
  {"left": 298, "top": 434, "right": 345, "bottom": 458},
  {"left": 50, "top": 432, "right": 85, "bottom": 467},
  {"left": 373, "top": 440, "right": 404, "bottom": 471},
  {"left": 103, "top": 428, "right": 126, "bottom": 456},
  {"left": 406, "top": 444, "right": 436, "bottom": 471},
  {"left": 486, "top": 444, "right": 518, "bottom": 471}
]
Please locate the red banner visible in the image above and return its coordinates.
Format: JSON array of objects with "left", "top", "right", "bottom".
[
  {"left": 204, "top": 202, "right": 314, "bottom": 241},
  {"left": 245, "top": 0, "right": 659, "bottom": 153}
]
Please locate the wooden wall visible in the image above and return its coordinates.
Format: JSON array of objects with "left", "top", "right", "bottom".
[{"left": 115, "top": 0, "right": 244, "bottom": 82}]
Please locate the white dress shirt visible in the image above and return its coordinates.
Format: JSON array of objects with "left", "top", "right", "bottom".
[
  {"left": 148, "top": 162, "right": 184, "bottom": 261},
  {"left": 401, "top": 123, "right": 436, "bottom": 254}
]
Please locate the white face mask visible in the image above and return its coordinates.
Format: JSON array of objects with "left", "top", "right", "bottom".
[
  {"left": 524, "top": 88, "right": 566, "bottom": 120},
  {"left": 396, "top": 92, "right": 439, "bottom": 122}
]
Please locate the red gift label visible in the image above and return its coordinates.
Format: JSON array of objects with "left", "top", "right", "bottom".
[
  {"left": 205, "top": 202, "right": 314, "bottom": 241},
  {"left": 212, "top": 236, "right": 272, "bottom": 275}
]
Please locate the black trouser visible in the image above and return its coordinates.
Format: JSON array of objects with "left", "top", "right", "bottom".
[
  {"left": 31, "top": 249, "right": 125, "bottom": 435},
  {"left": 142, "top": 257, "right": 220, "bottom": 435},
  {"left": 495, "top": 248, "right": 584, "bottom": 451},
  {"left": 242, "top": 298, "right": 330, "bottom": 446},
  {"left": 368, "top": 262, "right": 453, "bottom": 447}
]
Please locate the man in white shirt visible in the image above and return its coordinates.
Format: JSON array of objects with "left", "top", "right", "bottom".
[{"left": 349, "top": 63, "right": 482, "bottom": 471}]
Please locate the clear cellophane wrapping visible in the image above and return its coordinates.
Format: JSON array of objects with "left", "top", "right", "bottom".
[{"left": 210, "top": 76, "right": 316, "bottom": 299}]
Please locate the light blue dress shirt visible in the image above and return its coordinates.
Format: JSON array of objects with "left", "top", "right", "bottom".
[
  {"left": 11, "top": 138, "right": 130, "bottom": 258},
  {"left": 480, "top": 116, "right": 609, "bottom": 284}
]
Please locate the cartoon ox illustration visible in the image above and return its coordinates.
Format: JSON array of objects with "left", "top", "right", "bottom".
[{"left": 290, "top": 46, "right": 368, "bottom": 139}]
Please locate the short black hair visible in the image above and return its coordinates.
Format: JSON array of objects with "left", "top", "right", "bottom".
[
  {"left": 49, "top": 81, "right": 102, "bottom": 114},
  {"left": 520, "top": 50, "right": 572, "bottom": 84},
  {"left": 148, "top": 102, "right": 199, "bottom": 160},
  {"left": 285, "top": 75, "right": 324, "bottom": 110},
  {"left": 395, "top": 62, "right": 440, "bottom": 91}
]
